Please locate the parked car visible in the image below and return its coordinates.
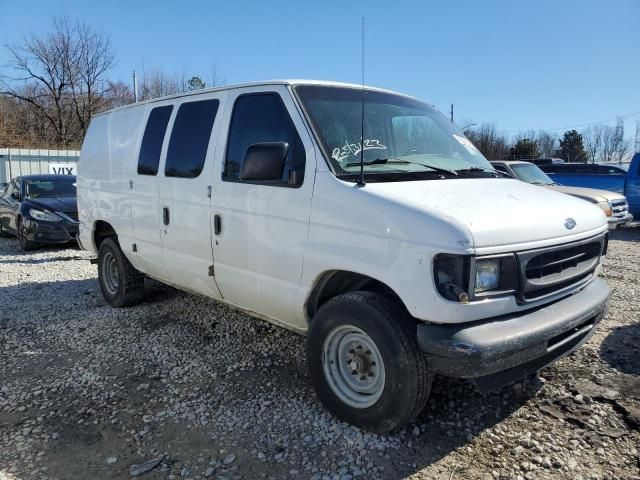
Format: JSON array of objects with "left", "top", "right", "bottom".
[
  {"left": 491, "top": 160, "right": 633, "bottom": 229},
  {"left": 0, "top": 174, "right": 79, "bottom": 250},
  {"left": 538, "top": 154, "right": 640, "bottom": 218},
  {"left": 78, "top": 80, "right": 610, "bottom": 433}
]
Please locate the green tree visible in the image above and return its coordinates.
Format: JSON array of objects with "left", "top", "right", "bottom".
[
  {"left": 559, "top": 130, "right": 587, "bottom": 162},
  {"left": 509, "top": 138, "right": 539, "bottom": 159},
  {"left": 187, "top": 76, "right": 206, "bottom": 90}
]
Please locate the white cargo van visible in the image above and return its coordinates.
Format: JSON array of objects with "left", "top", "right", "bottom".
[{"left": 78, "top": 80, "right": 610, "bottom": 433}]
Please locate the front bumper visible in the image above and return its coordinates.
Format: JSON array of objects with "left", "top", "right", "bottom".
[
  {"left": 417, "top": 277, "right": 610, "bottom": 392},
  {"left": 608, "top": 212, "right": 633, "bottom": 229},
  {"left": 24, "top": 218, "right": 79, "bottom": 244}
]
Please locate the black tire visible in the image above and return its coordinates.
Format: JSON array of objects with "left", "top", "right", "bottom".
[
  {"left": 0, "top": 220, "right": 10, "bottom": 238},
  {"left": 17, "top": 217, "right": 35, "bottom": 251},
  {"left": 306, "top": 291, "right": 432, "bottom": 433},
  {"left": 97, "top": 237, "right": 145, "bottom": 308}
]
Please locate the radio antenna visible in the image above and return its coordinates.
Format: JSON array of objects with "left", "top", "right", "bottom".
[{"left": 357, "top": 17, "right": 366, "bottom": 187}]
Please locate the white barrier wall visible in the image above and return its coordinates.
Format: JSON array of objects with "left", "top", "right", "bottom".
[{"left": 0, "top": 148, "right": 80, "bottom": 184}]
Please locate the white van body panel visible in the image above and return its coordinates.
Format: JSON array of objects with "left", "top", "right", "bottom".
[
  {"left": 78, "top": 79, "right": 608, "bottom": 333},
  {"left": 361, "top": 178, "right": 607, "bottom": 248},
  {"left": 294, "top": 172, "right": 607, "bottom": 325},
  {"left": 209, "top": 85, "right": 317, "bottom": 326},
  {"left": 78, "top": 107, "right": 147, "bottom": 252},
  {"left": 155, "top": 91, "right": 228, "bottom": 299}
]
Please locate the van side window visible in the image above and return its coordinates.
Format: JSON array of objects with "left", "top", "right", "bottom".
[
  {"left": 165, "top": 99, "right": 219, "bottom": 178},
  {"left": 137, "top": 105, "right": 173, "bottom": 175},
  {"left": 223, "top": 93, "right": 305, "bottom": 185}
]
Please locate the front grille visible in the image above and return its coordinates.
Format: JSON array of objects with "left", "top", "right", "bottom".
[
  {"left": 610, "top": 199, "right": 628, "bottom": 217},
  {"left": 516, "top": 233, "right": 606, "bottom": 303},
  {"left": 525, "top": 242, "right": 601, "bottom": 280}
]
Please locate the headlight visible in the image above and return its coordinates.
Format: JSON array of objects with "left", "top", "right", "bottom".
[
  {"left": 475, "top": 259, "right": 500, "bottom": 292},
  {"left": 434, "top": 253, "right": 518, "bottom": 302},
  {"left": 597, "top": 201, "right": 612, "bottom": 217},
  {"left": 29, "top": 209, "right": 61, "bottom": 222}
]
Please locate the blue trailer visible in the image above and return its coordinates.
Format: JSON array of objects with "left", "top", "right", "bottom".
[{"left": 540, "top": 153, "right": 640, "bottom": 218}]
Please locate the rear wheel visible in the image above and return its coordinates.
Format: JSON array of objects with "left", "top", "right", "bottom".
[
  {"left": 306, "top": 291, "right": 432, "bottom": 433},
  {"left": 98, "top": 237, "right": 145, "bottom": 307},
  {"left": 17, "top": 218, "right": 35, "bottom": 251}
]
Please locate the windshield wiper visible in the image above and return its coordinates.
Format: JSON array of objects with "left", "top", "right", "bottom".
[
  {"left": 456, "top": 167, "right": 506, "bottom": 177},
  {"left": 344, "top": 157, "right": 458, "bottom": 176}
]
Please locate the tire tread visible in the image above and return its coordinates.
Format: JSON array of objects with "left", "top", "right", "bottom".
[
  {"left": 98, "top": 237, "right": 144, "bottom": 307},
  {"left": 308, "top": 291, "right": 432, "bottom": 432}
]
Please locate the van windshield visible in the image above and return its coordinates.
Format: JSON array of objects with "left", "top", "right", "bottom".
[{"left": 294, "top": 85, "right": 496, "bottom": 181}]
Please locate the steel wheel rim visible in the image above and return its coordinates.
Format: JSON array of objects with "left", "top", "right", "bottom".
[
  {"left": 322, "top": 325, "right": 386, "bottom": 409},
  {"left": 102, "top": 252, "right": 119, "bottom": 295}
]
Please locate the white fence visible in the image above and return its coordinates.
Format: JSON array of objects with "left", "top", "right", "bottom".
[{"left": 0, "top": 148, "right": 80, "bottom": 184}]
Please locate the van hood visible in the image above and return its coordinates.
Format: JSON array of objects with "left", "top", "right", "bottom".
[
  {"left": 364, "top": 178, "right": 607, "bottom": 249},
  {"left": 545, "top": 184, "right": 625, "bottom": 203}
]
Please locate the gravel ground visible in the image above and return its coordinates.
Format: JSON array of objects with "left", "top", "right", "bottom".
[{"left": 1, "top": 228, "right": 639, "bottom": 480}]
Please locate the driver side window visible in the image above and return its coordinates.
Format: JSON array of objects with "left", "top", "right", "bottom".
[{"left": 223, "top": 93, "right": 305, "bottom": 186}]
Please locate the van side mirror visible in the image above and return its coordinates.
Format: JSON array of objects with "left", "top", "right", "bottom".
[
  {"left": 240, "top": 142, "right": 288, "bottom": 182},
  {"left": 10, "top": 191, "right": 19, "bottom": 200}
]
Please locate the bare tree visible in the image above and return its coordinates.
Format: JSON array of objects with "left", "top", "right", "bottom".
[
  {"left": 104, "top": 81, "right": 134, "bottom": 108},
  {"left": 1, "top": 16, "right": 115, "bottom": 147},
  {"left": 600, "top": 118, "right": 631, "bottom": 164},
  {"left": 582, "top": 124, "right": 604, "bottom": 163},
  {"left": 464, "top": 123, "right": 510, "bottom": 159},
  {"left": 66, "top": 19, "right": 115, "bottom": 137},
  {"left": 536, "top": 131, "right": 557, "bottom": 158},
  {"left": 138, "top": 68, "right": 213, "bottom": 100}
]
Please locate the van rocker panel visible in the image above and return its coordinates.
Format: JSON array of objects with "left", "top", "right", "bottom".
[{"left": 417, "top": 277, "right": 610, "bottom": 390}]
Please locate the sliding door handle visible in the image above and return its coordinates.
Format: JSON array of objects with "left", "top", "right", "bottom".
[
  {"left": 163, "top": 207, "right": 170, "bottom": 226},
  {"left": 214, "top": 214, "right": 222, "bottom": 235}
]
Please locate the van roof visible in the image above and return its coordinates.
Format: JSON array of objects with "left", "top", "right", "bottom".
[{"left": 95, "top": 79, "right": 425, "bottom": 117}]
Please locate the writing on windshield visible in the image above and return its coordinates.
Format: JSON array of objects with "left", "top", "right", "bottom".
[{"left": 331, "top": 139, "right": 387, "bottom": 162}]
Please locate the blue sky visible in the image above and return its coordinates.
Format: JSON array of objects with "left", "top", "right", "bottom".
[{"left": 1, "top": 0, "right": 639, "bottom": 141}]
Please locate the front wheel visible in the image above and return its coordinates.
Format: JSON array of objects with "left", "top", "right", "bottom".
[
  {"left": 306, "top": 292, "right": 432, "bottom": 433},
  {"left": 98, "top": 237, "right": 145, "bottom": 308},
  {"left": 17, "top": 218, "right": 35, "bottom": 251}
]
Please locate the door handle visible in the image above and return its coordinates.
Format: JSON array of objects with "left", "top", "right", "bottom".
[
  {"left": 163, "top": 207, "right": 170, "bottom": 226},
  {"left": 214, "top": 214, "right": 222, "bottom": 235}
]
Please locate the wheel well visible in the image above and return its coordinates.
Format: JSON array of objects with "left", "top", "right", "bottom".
[
  {"left": 93, "top": 221, "right": 117, "bottom": 249},
  {"left": 306, "top": 270, "right": 403, "bottom": 321}
]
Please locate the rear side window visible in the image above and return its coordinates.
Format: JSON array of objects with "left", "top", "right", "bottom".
[
  {"left": 165, "top": 99, "right": 219, "bottom": 178},
  {"left": 223, "top": 93, "right": 305, "bottom": 185},
  {"left": 138, "top": 105, "right": 173, "bottom": 175}
]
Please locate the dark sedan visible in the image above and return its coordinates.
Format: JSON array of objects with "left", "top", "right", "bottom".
[{"left": 0, "top": 174, "right": 79, "bottom": 251}]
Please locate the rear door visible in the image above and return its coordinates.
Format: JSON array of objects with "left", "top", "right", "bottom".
[{"left": 157, "top": 92, "right": 226, "bottom": 298}]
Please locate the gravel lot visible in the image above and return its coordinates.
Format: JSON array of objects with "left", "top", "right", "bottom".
[{"left": 1, "top": 228, "right": 639, "bottom": 480}]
